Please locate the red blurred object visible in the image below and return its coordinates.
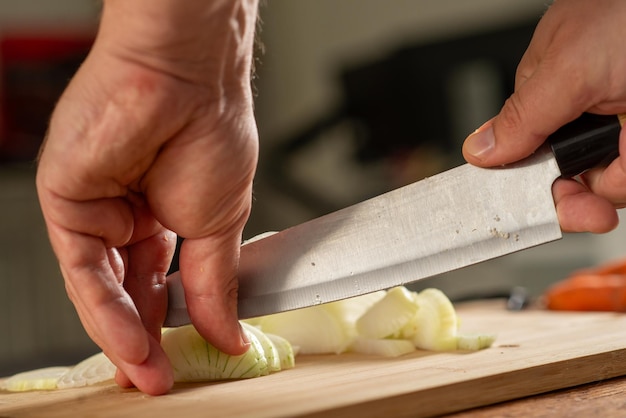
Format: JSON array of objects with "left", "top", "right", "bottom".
[
  {"left": 543, "top": 258, "right": 626, "bottom": 312},
  {"left": 0, "top": 31, "right": 94, "bottom": 161}
]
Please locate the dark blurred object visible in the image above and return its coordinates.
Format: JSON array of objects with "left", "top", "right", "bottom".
[
  {"left": 338, "top": 23, "right": 534, "bottom": 163},
  {"left": 281, "top": 21, "right": 537, "bottom": 161},
  {"left": 0, "top": 31, "right": 94, "bottom": 162},
  {"left": 441, "top": 286, "right": 530, "bottom": 310},
  {"left": 267, "top": 20, "right": 538, "bottom": 214},
  {"left": 506, "top": 286, "right": 530, "bottom": 311}
]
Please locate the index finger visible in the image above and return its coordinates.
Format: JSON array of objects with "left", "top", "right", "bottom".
[{"left": 49, "top": 224, "right": 173, "bottom": 395}]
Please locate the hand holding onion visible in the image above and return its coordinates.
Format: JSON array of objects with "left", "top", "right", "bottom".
[{"left": 35, "top": 0, "right": 259, "bottom": 395}]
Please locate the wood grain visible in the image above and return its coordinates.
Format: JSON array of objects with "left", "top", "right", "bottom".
[
  {"left": 448, "top": 375, "right": 626, "bottom": 418},
  {"left": 1, "top": 300, "right": 625, "bottom": 418}
]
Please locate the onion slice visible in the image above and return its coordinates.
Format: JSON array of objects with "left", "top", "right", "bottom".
[
  {"left": 252, "top": 306, "right": 350, "bottom": 354},
  {"left": 266, "top": 333, "right": 296, "bottom": 370},
  {"left": 356, "top": 286, "right": 418, "bottom": 339},
  {"left": 57, "top": 352, "right": 116, "bottom": 389},
  {"left": 161, "top": 324, "right": 269, "bottom": 382},
  {"left": 2, "top": 367, "right": 69, "bottom": 392},
  {"left": 2, "top": 280, "right": 496, "bottom": 391},
  {"left": 324, "top": 291, "right": 386, "bottom": 327},
  {"left": 409, "top": 288, "right": 459, "bottom": 351},
  {"left": 350, "top": 337, "right": 416, "bottom": 357},
  {"left": 456, "top": 334, "right": 496, "bottom": 351},
  {"left": 241, "top": 322, "right": 281, "bottom": 372}
]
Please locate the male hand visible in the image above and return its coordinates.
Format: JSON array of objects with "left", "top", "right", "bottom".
[
  {"left": 463, "top": 0, "right": 626, "bottom": 233},
  {"left": 36, "top": 0, "right": 259, "bottom": 395}
]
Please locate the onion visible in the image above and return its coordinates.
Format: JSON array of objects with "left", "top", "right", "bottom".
[
  {"left": 3, "top": 353, "right": 116, "bottom": 392},
  {"left": 241, "top": 322, "right": 282, "bottom": 372},
  {"left": 252, "top": 305, "right": 351, "bottom": 354},
  {"left": 409, "top": 288, "right": 459, "bottom": 351},
  {"left": 356, "top": 287, "right": 418, "bottom": 339},
  {"left": 324, "top": 291, "right": 386, "bottom": 327},
  {"left": 456, "top": 334, "right": 497, "bottom": 351},
  {"left": 161, "top": 324, "right": 270, "bottom": 382},
  {"left": 56, "top": 352, "right": 116, "bottom": 389},
  {"left": 349, "top": 337, "right": 416, "bottom": 357},
  {"left": 2, "top": 280, "right": 496, "bottom": 392},
  {"left": 2, "top": 367, "right": 69, "bottom": 392},
  {"left": 266, "top": 332, "right": 296, "bottom": 369},
  {"left": 250, "top": 286, "right": 494, "bottom": 357}
]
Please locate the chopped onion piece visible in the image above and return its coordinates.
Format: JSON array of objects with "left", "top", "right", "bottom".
[
  {"left": 266, "top": 333, "right": 295, "bottom": 370},
  {"left": 255, "top": 306, "right": 350, "bottom": 354},
  {"left": 350, "top": 337, "right": 416, "bottom": 357},
  {"left": 410, "top": 288, "right": 459, "bottom": 351},
  {"left": 356, "top": 286, "right": 418, "bottom": 339},
  {"left": 241, "top": 322, "right": 281, "bottom": 372},
  {"left": 2, "top": 280, "right": 496, "bottom": 392},
  {"left": 456, "top": 334, "right": 496, "bottom": 351},
  {"left": 161, "top": 324, "right": 269, "bottom": 382},
  {"left": 324, "top": 291, "right": 386, "bottom": 327},
  {"left": 2, "top": 367, "right": 69, "bottom": 392},
  {"left": 57, "top": 352, "right": 116, "bottom": 389}
]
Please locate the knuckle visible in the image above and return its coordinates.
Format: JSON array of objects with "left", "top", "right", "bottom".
[{"left": 498, "top": 94, "right": 527, "bottom": 135}]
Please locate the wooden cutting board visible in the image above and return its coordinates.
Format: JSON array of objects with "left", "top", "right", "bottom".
[{"left": 2, "top": 300, "right": 626, "bottom": 418}]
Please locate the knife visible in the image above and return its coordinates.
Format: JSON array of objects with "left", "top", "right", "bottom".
[{"left": 165, "top": 113, "right": 624, "bottom": 326}]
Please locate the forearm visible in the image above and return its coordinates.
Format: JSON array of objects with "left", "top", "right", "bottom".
[{"left": 97, "top": 0, "right": 260, "bottom": 90}]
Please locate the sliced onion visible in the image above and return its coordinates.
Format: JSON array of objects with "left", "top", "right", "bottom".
[
  {"left": 410, "top": 288, "right": 458, "bottom": 351},
  {"left": 350, "top": 337, "right": 416, "bottom": 357},
  {"left": 241, "top": 322, "right": 281, "bottom": 372},
  {"left": 57, "top": 352, "right": 116, "bottom": 389},
  {"left": 324, "top": 291, "right": 386, "bottom": 327},
  {"left": 255, "top": 306, "right": 350, "bottom": 354},
  {"left": 2, "top": 367, "right": 70, "bottom": 392},
  {"left": 456, "top": 333, "right": 496, "bottom": 351},
  {"left": 266, "top": 332, "right": 296, "bottom": 369},
  {"left": 3, "top": 279, "right": 496, "bottom": 392},
  {"left": 356, "top": 287, "right": 419, "bottom": 339},
  {"left": 161, "top": 324, "right": 269, "bottom": 382}
]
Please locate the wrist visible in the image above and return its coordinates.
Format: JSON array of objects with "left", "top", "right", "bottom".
[{"left": 97, "top": 0, "right": 259, "bottom": 89}]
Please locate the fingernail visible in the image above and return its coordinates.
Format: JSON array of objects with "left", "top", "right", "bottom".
[{"left": 465, "top": 124, "right": 495, "bottom": 161}]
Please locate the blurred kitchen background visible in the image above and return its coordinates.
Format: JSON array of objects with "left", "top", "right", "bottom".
[{"left": 1, "top": 0, "right": 626, "bottom": 376}]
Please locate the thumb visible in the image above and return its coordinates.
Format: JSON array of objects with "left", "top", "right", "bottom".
[
  {"left": 462, "top": 65, "right": 586, "bottom": 167},
  {"left": 178, "top": 231, "right": 250, "bottom": 356}
]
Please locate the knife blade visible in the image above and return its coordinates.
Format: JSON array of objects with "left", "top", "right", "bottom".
[{"left": 165, "top": 113, "right": 623, "bottom": 326}]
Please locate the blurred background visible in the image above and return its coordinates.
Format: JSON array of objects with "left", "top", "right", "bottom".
[{"left": 1, "top": 0, "right": 625, "bottom": 376}]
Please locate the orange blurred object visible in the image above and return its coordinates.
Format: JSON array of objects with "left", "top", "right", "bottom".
[{"left": 544, "top": 259, "right": 626, "bottom": 312}]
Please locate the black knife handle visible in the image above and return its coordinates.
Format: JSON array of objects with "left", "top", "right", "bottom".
[{"left": 548, "top": 113, "right": 623, "bottom": 178}]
